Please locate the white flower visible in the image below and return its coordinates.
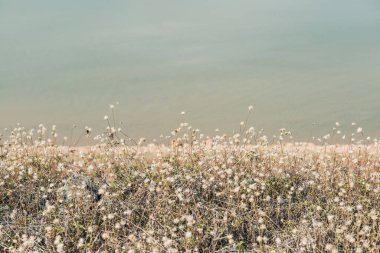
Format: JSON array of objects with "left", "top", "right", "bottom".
[
  {"left": 104, "top": 115, "right": 109, "bottom": 120},
  {"left": 56, "top": 243, "right": 64, "bottom": 253},
  {"left": 185, "top": 231, "right": 192, "bottom": 239},
  {"left": 77, "top": 238, "right": 84, "bottom": 248},
  {"left": 345, "top": 234, "right": 355, "bottom": 243},
  {"left": 325, "top": 244, "right": 333, "bottom": 251},
  {"left": 163, "top": 237, "right": 173, "bottom": 247},
  {"left": 248, "top": 105, "right": 254, "bottom": 111},
  {"left": 101, "top": 232, "right": 110, "bottom": 240},
  {"left": 357, "top": 127, "right": 363, "bottom": 134}
]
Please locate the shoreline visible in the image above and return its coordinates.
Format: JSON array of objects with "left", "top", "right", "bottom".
[{"left": 3, "top": 141, "right": 379, "bottom": 155}]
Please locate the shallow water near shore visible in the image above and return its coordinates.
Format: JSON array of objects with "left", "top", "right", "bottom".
[{"left": 1, "top": 0, "right": 380, "bottom": 140}]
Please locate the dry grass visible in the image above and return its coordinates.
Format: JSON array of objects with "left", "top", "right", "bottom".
[{"left": 0, "top": 107, "right": 379, "bottom": 252}]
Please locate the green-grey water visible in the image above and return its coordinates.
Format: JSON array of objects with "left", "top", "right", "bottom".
[{"left": 1, "top": 0, "right": 380, "bottom": 141}]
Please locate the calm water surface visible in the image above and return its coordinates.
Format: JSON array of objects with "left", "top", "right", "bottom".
[{"left": 1, "top": 0, "right": 380, "bottom": 140}]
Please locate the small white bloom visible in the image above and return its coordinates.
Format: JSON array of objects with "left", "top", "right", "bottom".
[
  {"left": 77, "top": 238, "right": 84, "bottom": 248},
  {"left": 185, "top": 231, "right": 192, "bottom": 239},
  {"left": 101, "top": 232, "right": 110, "bottom": 240}
]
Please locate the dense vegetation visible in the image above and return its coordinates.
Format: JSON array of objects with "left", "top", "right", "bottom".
[
  {"left": 1, "top": 139, "right": 379, "bottom": 252},
  {"left": 1, "top": 106, "right": 379, "bottom": 252}
]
